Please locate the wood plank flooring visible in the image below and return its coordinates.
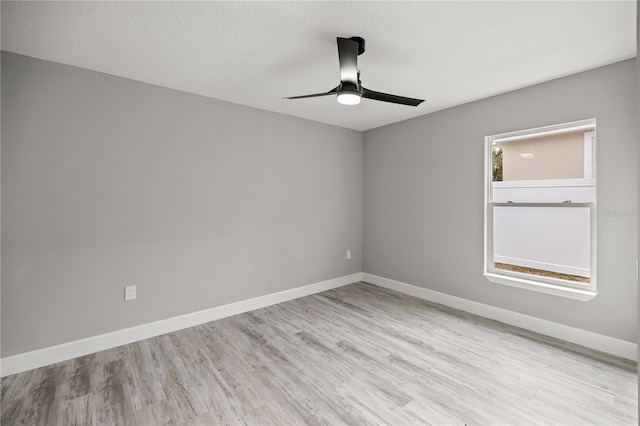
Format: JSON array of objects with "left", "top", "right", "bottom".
[{"left": 1, "top": 282, "right": 637, "bottom": 425}]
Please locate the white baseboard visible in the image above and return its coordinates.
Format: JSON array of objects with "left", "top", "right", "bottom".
[
  {"left": 1, "top": 273, "right": 363, "bottom": 377},
  {"left": 363, "top": 273, "right": 637, "bottom": 361},
  {"left": 3, "top": 271, "right": 634, "bottom": 377}
]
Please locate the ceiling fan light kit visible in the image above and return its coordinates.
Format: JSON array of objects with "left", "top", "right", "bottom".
[
  {"left": 285, "top": 36, "right": 424, "bottom": 107},
  {"left": 336, "top": 82, "right": 361, "bottom": 105}
]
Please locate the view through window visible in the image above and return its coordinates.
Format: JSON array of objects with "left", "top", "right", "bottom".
[{"left": 485, "top": 119, "right": 596, "bottom": 295}]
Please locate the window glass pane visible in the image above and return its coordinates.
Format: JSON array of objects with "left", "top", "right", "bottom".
[
  {"left": 493, "top": 131, "right": 588, "bottom": 182},
  {"left": 493, "top": 205, "right": 591, "bottom": 284},
  {"left": 491, "top": 129, "right": 596, "bottom": 203}
]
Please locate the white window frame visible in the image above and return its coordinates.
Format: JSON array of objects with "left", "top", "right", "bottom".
[{"left": 483, "top": 118, "right": 597, "bottom": 301}]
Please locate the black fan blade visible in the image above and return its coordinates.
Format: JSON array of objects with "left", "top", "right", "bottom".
[
  {"left": 284, "top": 87, "right": 338, "bottom": 100},
  {"left": 337, "top": 37, "right": 359, "bottom": 84},
  {"left": 362, "top": 87, "right": 424, "bottom": 106}
]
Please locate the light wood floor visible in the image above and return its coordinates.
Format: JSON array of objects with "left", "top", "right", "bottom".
[{"left": 2, "top": 282, "right": 637, "bottom": 425}]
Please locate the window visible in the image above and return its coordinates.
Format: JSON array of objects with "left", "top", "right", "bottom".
[{"left": 484, "top": 119, "right": 597, "bottom": 301}]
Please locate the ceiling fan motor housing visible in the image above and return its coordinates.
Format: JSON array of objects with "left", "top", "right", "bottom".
[{"left": 339, "top": 81, "right": 361, "bottom": 94}]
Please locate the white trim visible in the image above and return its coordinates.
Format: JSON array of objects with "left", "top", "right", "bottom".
[
  {"left": 492, "top": 178, "right": 595, "bottom": 189},
  {"left": 490, "top": 118, "right": 596, "bottom": 144},
  {"left": 0, "top": 273, "right": 363, "bottom": 377},
  {"left": 362, "top": 273, "right": 635, "bottom": 361},
  {"left": 584, "top": 131, "right": 596, "bottom": 179},
  {"left": 4, "top": 271, "right": 632, "bottom": 377},
  {"left": 483, "top": 272, "right": 596, "bottom": 301}
]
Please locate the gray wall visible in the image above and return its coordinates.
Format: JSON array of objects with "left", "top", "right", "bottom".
[
  {"left": 1, "top": 52, "right": 363, "bottom": 357},
  {"left": 364, "top": 59, "right": 638, "bottom": 342},
  {"left": 2, "top": 50, "right": 637, "bottom": 357}
]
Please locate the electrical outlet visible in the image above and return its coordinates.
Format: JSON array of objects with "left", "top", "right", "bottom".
[
  {"left": 125, "top": 285, "right": 137, "bottom": 301},
  {"left": 346, "top": 250, "right": 352, "bottom": 260}
]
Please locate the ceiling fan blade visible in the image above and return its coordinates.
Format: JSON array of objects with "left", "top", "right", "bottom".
[
  {"left": 362, "top": 87, "right": 424, "bottom": 107},
  {"left": 337, "top": 37, "right": 359, "bottom": 84},
  {"left": 283, "top": 87, "right": 338, "bottom": 100}
]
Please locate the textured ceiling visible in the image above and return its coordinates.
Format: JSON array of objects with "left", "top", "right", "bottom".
[{"left": 1, "top": 1, "right": 636, "bottom": 131}]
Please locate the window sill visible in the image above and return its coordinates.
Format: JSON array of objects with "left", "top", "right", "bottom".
[{"left": 483, "top": 272, "right": 597, "bottom": 301}]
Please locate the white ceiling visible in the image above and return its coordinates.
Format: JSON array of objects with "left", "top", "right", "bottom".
[{"left": 1, "top": 1, "right": 636, "bottom": 131}]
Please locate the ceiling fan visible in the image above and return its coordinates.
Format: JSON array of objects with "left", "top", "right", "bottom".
[{"left": 284, "top": 37, "right": 425, "bottom": 107}]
